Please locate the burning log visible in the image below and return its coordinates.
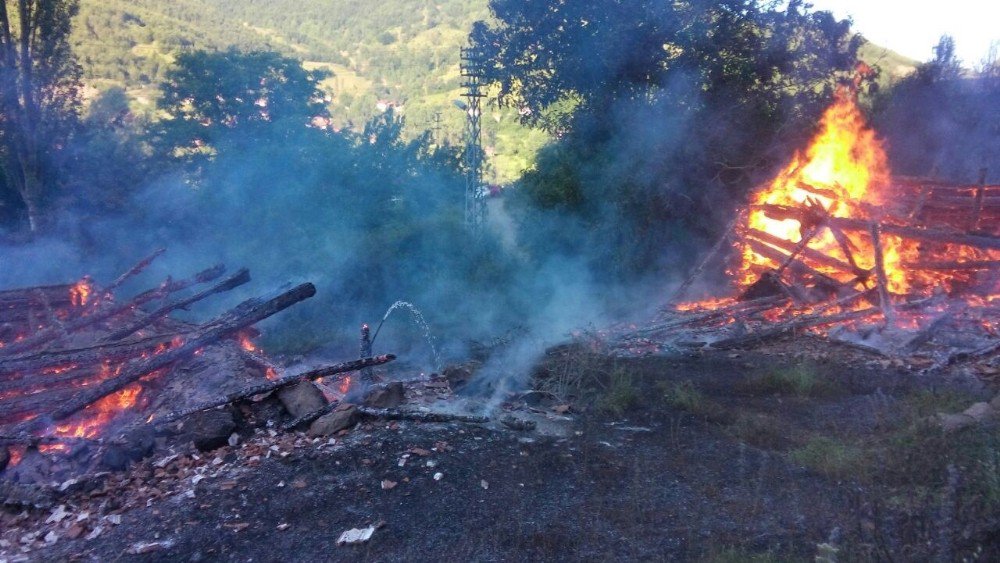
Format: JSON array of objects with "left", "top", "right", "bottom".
[
  {"left": 746, "top": 229, "right": 860, "bottom": 277},
  {"left": 867, "top": 223, "right": 896, "bottom": 325},
  {"left": 901, "top": 308, "right": 960, "bottom": 353},
  {"left": 828, "top": 217, "right": 1000, "bottom": 251},
  {"left": 638, "top": 294, "right": 789, "bottom": 336},
  {"left": 710, "top": 306, "right": 879, "bottom": 350},
  {"left": 146, "top": 354, "right": 396, "bottom": 427},
  {"left": 103, "top": 268, "right": 251, "bottom": 342},
  {"left": 10, "top": 283, "right": 317, "bottom": 435},
  {"left": 0, "top": 332, "right": 185, "bottom": 376},
  {"left": 0, "top": 265, "right": 226, "bottom": 357},
  {"left": 745, "top": 239, "right": 840, "bottom": 287},
  {"left": 905, "top": 260, "right": 1000, "bottom": 271}
]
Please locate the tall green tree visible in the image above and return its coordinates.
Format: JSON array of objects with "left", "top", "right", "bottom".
[
  {"left": 155, "top": 48, "right": 329, "bottom": 163},
  {"left": 0, "top": 0, "right": 82, "bottom": 231}
]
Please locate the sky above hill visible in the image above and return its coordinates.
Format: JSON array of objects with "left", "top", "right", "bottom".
[{"left": 808, "top": 0, "right": 998, "bottom": 67}]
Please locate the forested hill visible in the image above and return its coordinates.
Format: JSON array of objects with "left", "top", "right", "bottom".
[
  {"left": 71, "top": 0, "right": 916, "bottom": 182},
  {"left": 71, "top": 0, "right": 549, "bottom": 181}
]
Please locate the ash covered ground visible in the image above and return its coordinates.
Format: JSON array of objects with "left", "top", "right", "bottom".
[{"left": 3, "top": 338, "right": 998, "bottom": 562}]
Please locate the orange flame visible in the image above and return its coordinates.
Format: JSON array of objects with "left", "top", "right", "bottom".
[
  {"left": 239, "top": 333, "right": 257, "bottom": 353},
  {"left": 69, "top": 278, "right": 93, "bottom": 307},
  {"left": 338, "top": 375, "right": 352, "bottom": 395},
  {"left": 741, "top": 90, "right": 890, "bottom": 288}
]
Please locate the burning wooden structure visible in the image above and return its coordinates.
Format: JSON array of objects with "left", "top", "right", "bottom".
[
  {"left": 0, "top": 252, "right": 399, "bottom": 481},
  {"left": 619, "top": 91, "right": 999, "bottom": 367}
]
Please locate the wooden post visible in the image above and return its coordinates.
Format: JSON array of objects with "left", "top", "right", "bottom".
[
  {"left": 969, "top": 168, "right": 987, "bottom": 231},
  {"left": 867, "top": 222, "right": 896, "bottom": 326}
]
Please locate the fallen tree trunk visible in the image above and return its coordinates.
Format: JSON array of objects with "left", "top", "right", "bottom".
[{"left": 11, "top": 283, "right": 317, "bottom": 434}]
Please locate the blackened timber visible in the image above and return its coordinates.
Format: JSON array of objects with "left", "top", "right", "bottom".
[
  {"left": 0, "top": 332, "right": 185, "bottom": 375},
  {"left": 0, "top": 387, "right": 83, "bottom": 423},
  {"left": 868, "top": 222, "right": 896, "bottom": 325},
  {"left": 356, "top": 406, "right": 488, "bottom": 424},
  {"left": 103, "top": 268, "right": 251, "bottom": 342},
  {"left": 746, "top": 239, "right": 840, "bottom": 286},
  {"left": 106, "top": 248, "right": 166, "bottom": 293},
  {"left": 146, "top": 354, "right": 395, "bottom": 427},
  {"left": 638, "top": 295, "right": 789, "bottom": 336},
  {"left": 13, "top": 283, "right": 317, "bottom": 433},
  {"left": 281, "top": 400, "right": 340, "bottom": 431},
  {"left": 829, "top": 217, "right": 1000, "bottom": 250},
  {"left": 0, "top": 265, "right": 226, "bottom": 357},
  {"left": 0, "top": 364, "right": 103, "bottom": 394},
  {"left": 710, "top": 307, "right": 879, "bottom": 349},
  {"left": 669, "top": 214, "right": 740, "bottom": 303}
]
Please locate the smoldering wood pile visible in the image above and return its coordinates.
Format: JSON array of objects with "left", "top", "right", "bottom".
[
  {"left": 0, "top": 250, "right": 400, "bottom": 471},
  {"left": 614, "top": 176, "right": 1000, "bottom": 371}
]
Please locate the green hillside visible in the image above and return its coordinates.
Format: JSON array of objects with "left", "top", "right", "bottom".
[
  {"left": 70, "top": 1, "right": 918, "bottom": 184},
  {"left": 71, "top": 0, "right": 540, "bottom": 183}
]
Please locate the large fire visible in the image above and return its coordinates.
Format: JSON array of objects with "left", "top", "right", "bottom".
[{"left": 736, "top": 90, "right": 998, "bottom": 306}]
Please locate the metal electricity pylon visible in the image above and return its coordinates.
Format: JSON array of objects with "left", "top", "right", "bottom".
[{"left": 459, "top": 45, "right": 487, "bottom": 235}]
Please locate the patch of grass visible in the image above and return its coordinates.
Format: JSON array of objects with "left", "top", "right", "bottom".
[
  {"left": 899, "top": 389, "right": 980, "bottom": 418},
  {"left": 661, "top": 381, "right": 734, "bottom": 424},
  {"left": 790, "top": 437, "right": 868, "bottom": 480},
  {"left": 598, "top": 367, "right": 640, "bottom": 416},
  {"left": 741, "top": 363, "right": 839, "bottom": 398}
]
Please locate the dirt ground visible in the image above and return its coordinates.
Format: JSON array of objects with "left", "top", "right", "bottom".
[{"left": 3, "top": 338, "right": 999, "bottom": 561}]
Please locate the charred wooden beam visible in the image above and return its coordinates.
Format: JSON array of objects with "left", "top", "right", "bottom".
[
  {"left": 11, "top": 283, "right": 317, "bottom": 434},
  {"left": 0, "top": 265, "right": 226, "bottom": 357},
  {"left": 868, "top": 222, "right": 896, "bottom": 326},
  {"left": 901, "top": 308, "right": 960, "bottom": 353},
  {"left": 747, "top": 229, "right": 858, "bottom": 275},
  {"left": 281, "top": 400, "right": 341, "bottom": 431},
  {"left": 710, "top": 307, "right": 879, "bottom": 350},
  {"left": 356, "top": 406, "right": 488, "bottom": 424},
  {"left": 830, "top": 217, "right": 1000, "bottom": 250},
  {"left": 145, "top": 354, "right": 395, "bottom": 427},
  {"left": 103, "top": 268, "right": 251, "bottom": 342},
  {"left": 905, "top": 260, "right": 1000, "bottom": 271},
  {"left": 106, "top": 248, "right": 166, "bottom": 293},
  {"left": 0, "top": 332, "right": 185, "bottom": 376},
  {"left": 756, "top": 204, "right": 1000, "bottom": 250},
  {"left": 0, "top": 363, "right": 103, "bottom": 395},
  {"left": 746, "top": 239, "right": 841, "bottom": 287},
  {"left": 636, "top": 294, "right": 789, "bottom": 336},
  {"left": 893, "top": 176, "right": 1000, "bottom": 191},
  {"left": 669, "top": 214, "right": 740, "bottom": 304}
]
